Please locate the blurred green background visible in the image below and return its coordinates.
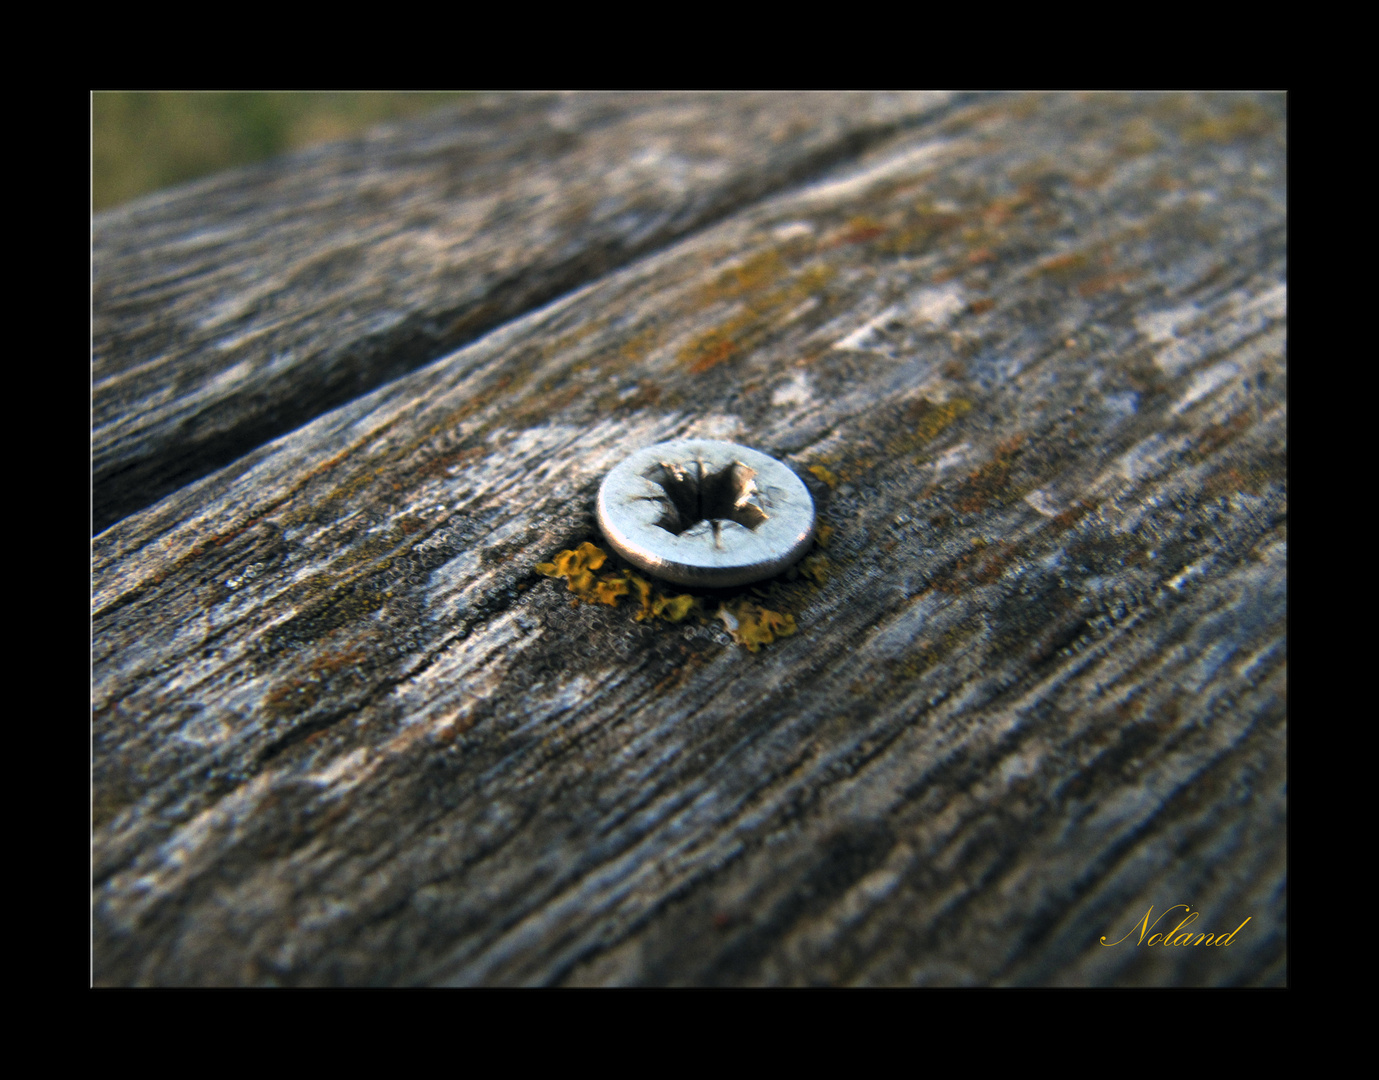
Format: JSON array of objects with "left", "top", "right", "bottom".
[{"left": 92, "top": 91, "right": 472, "bottom": 213}]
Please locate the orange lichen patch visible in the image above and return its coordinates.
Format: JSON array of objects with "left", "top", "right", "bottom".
[
  {"left": 704, "top": 249, "right": 789, "bottom": 303},
  {"left": 786, "top": 262, "right": 833, "bottom": 300},
  {"left": 1202, "top": 465, "right": 1270, "bottom": 499},
  {"left": 911, "top": 397, "right": 973, "bottom": 443},
  {"left": 809, "top": 464, "right": 840, "bottom": 489},
  {"left": 1192, "top": 411, "right": 1252, "bottom": 459},
  {"left": 505, "top": 382, "right": 586, "bottom": 429},
  {"left": 592, "top": 575, "right": 631, "bottom": 606},
  {"left": 561, "top": 542, "right": 607, "bottom": 575},
  {"left": 814, "top": 522, "right": 834, "bottom": 548},
  {"left": 683, "top": 255, "right": 835, "bottom": 374},
  {"left": 292, "top": 415, "right": 406, "bottom": 492},
  {"left": 546, "top": 316, "right": 604, "bottom": 355},
  {"left": 965, "top": 246, "right": 996, "bottom": 266},
  {"left": 537, "top": 542, "right": 611, "bottom": 602},
  {"left": 1037, "top": 251, "right": 1090, "bottom": 278},
  {"left": 627, "top": 572, "right": 696, "bottom": 623},
  {"left": 954, "top": 436, "right": 1026, "bottom": 514},
  {"left": 934, "top": 540, "right": 1013, "bottom": 595},
  {"left": 316, "top": 646, "right": 367, "bottom": 675},
  {"left": 830, "top": 215, "right": 887, "bottom": 246},
  {"left": 681, "top": 325, "right": 742, "bottom": 374},
  {"left": 539, "top": 546, "right": 697, "bottom": 622},
  {"left": 1050, "top": 501, "right": 1091, "bottom": 533},
  {"left": 619, "top": 571, "right": 697, "bottom": 623},
  {"left": 968, "top": 543, "right": 1014, "bottom": 586},
  {"left": 619, "top": 325, "right": 661, "bottom": 364},
  {"left": 719, "top": 601, "right": 797, "bottom": 652},
  {"left": 449, "top": 373, "right": 516, "bottom": 427},
  {"left": 1077, "top": 269, "right": 1138, "bottom": 298},
  {"left": 652, "top": 593, "right": 697, "bottom": 622},
  {"left": 264, "top": 646, "right": 370, "bottom": 718},
  {"left": 565, "top": 570, "right": 596, "bottom": 598},
  {"left": 184, "top": 512, "right": 266, "bottom": 560},
  {"left": 627, "top": 573, "right": 655, "bottom": 619},
  {"left": 980, "top": 189, "right": 1035, "bottom": 226},
  {"left": 878, "top": 206, "right": 964, "bottom": 256},
  {"left": 889, "top": 397, "right": 974, "bottom": 458},
  {"left": 968, "top": 298, "right": 996, "bottom": 315}
]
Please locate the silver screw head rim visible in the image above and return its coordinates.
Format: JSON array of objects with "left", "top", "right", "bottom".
[{"left": 596, "top": 439, "right": 816, "bottom": 588}]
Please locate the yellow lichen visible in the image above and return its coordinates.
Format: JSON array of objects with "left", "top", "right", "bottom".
[
  {"left": 681, "top": 257, "right": 836, "bottom": 373},
  {"left": 910, "top": 397, "right": 973, "bottom": 445},
  {"left": 538, "top": 542, "right": 613, "bottom": 603},
  {"left": 705, "top": 250, "right": 788, "bottom": 302},
  {"left": 539, "top": 547, "right": 697, "bottom": 621},
  {"left": 809, "top": 464, "right": 840, "bottom": 489},
  {"left": 627, "top": 573, "right": 655, "bottom": 620},
  {"left": 593, "top": 574, "right": 630, "bottom": 606},
  {"left": 539, "top": 544, "right": 800, "bottom": 648},
  {"left": 567, "top": 569, "right": 596, "bottom": 597},
  {"left": 652, "top": 593, "right": 697, "bottom": 622},
  {"left": 719, "top": 601, "right": 798, "bottom": 652},
  {"left": 555, "top": 542, "right": 606, "bottom": 576}
]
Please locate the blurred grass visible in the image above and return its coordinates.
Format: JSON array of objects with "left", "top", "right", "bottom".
[{"left": 92, "top": 92, "right": 472, "bottom": 213}]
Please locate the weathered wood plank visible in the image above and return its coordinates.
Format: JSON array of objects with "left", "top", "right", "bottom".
[
  {"left": 92, "top": 91, "right": 957, "bottom": 533},
  {"left": 92, "top": 92, "right": 1286, "bottom": 986}
]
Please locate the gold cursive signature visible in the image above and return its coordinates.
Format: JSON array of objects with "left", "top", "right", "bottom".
[{"left": 1100, "top": 905, "right": 1251, "bottom": 947}]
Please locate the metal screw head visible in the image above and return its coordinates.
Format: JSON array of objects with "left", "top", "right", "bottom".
[{"left": 597, "top": 439, "right": 816, "bottom": 588}]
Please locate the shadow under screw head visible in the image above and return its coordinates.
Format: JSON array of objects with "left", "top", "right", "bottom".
[{"left": 596, "top": 439, "right": 816, "bottom": 588}]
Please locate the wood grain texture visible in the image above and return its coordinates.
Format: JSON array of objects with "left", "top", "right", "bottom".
[
  {"left": 91, "top": 91, "right": 957, "bottom": 533},
  {"left": 92, "top": 92, "right": 1286, "bottom": 986}
]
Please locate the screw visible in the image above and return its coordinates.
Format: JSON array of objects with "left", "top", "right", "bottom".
[{"left": 597, "top": 439, "right": 816, "bottom": 587}]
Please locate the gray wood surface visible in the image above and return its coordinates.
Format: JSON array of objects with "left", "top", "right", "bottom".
[
  {"left": 92, "top": 91, "right": 956, "bottom": 533},
  {"left": 92, "top": 91, "right": 1286, "bottom": 986}
]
